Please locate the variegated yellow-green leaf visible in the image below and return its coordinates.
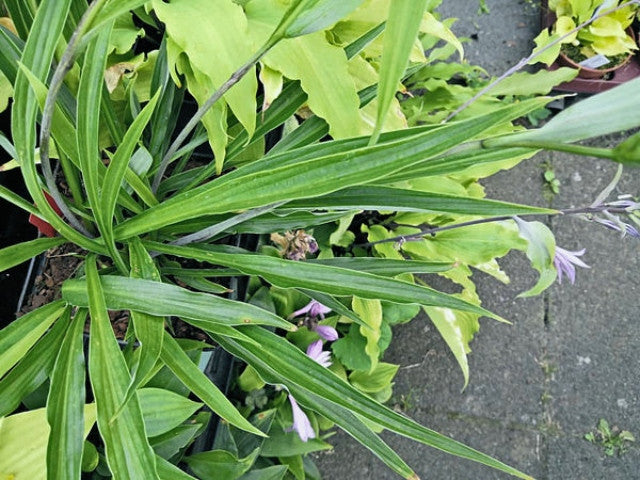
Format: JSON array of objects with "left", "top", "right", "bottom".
[{"left": 353, "top": 297, "right": 383, "bottom": 372}]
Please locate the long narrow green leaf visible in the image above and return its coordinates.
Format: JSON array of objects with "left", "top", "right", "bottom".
[
  {"left": 143, "top": 242, "right": 505, "bottom": 322},
  {"left": 113, "top": 239, "right": 165, "bottom": 419},
  {"left": 307, "top": 257, "right": 452, "bottom": 275},
  {"left": 63, "top": 276, "right": 297, "bottom": 330},
  {"left": 493, "top": 76, "right": 640, "bottom": 145},
  {"left": 84, "top": 0, "right": 150, "bottom": 45},
  {"left": 0, "top": 312, "right": 67, "bottom": 417},
  {"left": 213, "top": 327, "right": 533, "bottom": 480},
  {"left": 0, "top": 237, "right": 65, "bottom": 272},
  {"left": 371, "top": 0, "right": 427, "bottom": 143},
  {"left": 11, "top": 0, "right": 99, "bottom": 251},
  {"left": 86, "top": 255, "right": 159, "bottom": 478},
  {"left": 159, "top": 333, "right": 265, "bottom": 437},
  {"left": 3, "top": 0, "right": 34, "bottom": 39},
  {"left": 17, "top": 63, "right": 145, "bottom": 216},
  {"left": 101, "top": 92, "right": 160, "bottom": 250},
  {"left": 116, "top": 99, "right": 550, "bottom": 239},
  {"left": 156, "top": 455, "right": 198, "bottom": 480},
  {"left": 287, "top": 186, "right": 556, "bottom": 215},
  {"left": 46, "top": 308, "right": 86, "bottom": 480},
  {"left": 0, "top": 300, "right": 65, "bottom": 378}
]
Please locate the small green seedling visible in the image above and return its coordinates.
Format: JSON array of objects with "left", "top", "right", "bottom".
[{"left": 584, "top": 418, "right": 635, "bottom": 456}]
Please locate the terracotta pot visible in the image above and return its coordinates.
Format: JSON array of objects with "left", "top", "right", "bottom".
[{"left": 557, "top": 27, "right": 636, "bottom": 79}]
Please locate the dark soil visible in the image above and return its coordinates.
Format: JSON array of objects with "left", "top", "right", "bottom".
[{"left": 20, "top": 243, "right": 210, "bottom": 343}]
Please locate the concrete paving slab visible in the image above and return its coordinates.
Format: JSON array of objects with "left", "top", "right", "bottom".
[
  {"left": 546, "top": 435, "right": 640, "bottom": 480},
  {"left": 438, "top": 0, "right": 541, "bottom": 75},
  {"left": 314, "top": 411, "right": 544, "bottom": 480}
]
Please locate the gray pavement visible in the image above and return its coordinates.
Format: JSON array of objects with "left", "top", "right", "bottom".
[{"left": 315, "top": 1, "right": 640, "bottom": 479}]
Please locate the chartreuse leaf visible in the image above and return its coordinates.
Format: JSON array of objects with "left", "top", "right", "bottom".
[
  {"left": 371, "top": 0, "right": 428, "bottom": 143},
  {"left": 184, "top": 448, "right": 260, "bottom": 480},
  {"left": 246, "top": 0, "right": 363, "bottom": 139},
  {"left": 352, "top": 297, "right": 382, "bottom": 371},
  {"left": 85, "top": 255, "right": 159, "bottom": 478},
  {"left": 115, "top": 98, "right": 549, "bottom": 239},
  {"left": 0, "top": 405, "right": 97, "bottom": 480},
  {"left": 0, "top": 236, "right": 65, "bottom": 272},
  {"left": 144, "top": 242, "right": 505, "bottom": 321},
  {"left": 513, "top": 217, "right": 557, "bottom": 297},
  {"left": 62, "top": 276, "right": 296, "bottom": 331},
  {"left": 153, "top": 0, "right": 257, "bottom": 170},
  {"left": 349, "top": 362, "right": 399, "bottom": 393},
  {"left": 159, "top": 333, "right": 265, "bottom": 437},
  {"left": 489, "top": 68, "right": 578, "bottom": 96},
  {"left": 612, "top": 131, "right": 640, "bottom": 165},
  {"left": 45, "top": 308, "right": 86, "bottom": 480},
  {"left": 0, "top": 300, "right": 65, "bottom": 378},
  {"left": 137, "top": 388, "right": 202, "bottom": 437},
  {"left": 212, "top": 326, "right": 532, "bottom": 480},
  {"left": 0, "top": 313, "right": 67, "bottom": 417},
  {"left": 424, "top": 306, "right": 479, "bottom": 389},
  {"left": 261, "top": 423, "right": 331, "bottom": 457}
]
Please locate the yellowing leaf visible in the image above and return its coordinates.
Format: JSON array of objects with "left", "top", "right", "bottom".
[{"left": 353, "top": 297, "right": 382, "bottom": 372}]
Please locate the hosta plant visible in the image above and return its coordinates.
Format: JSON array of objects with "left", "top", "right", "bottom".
[{"left": 0, "top": 0, "right": 639, "bottom": 479}]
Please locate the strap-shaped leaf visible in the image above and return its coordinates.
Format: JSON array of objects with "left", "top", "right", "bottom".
[
  {"left": 62, "top": 276, "right": 296, "bottom": 331},
  {"left": 212, "top": 327, "right": 533, "bottom": 480},
  {"left": 0, "top": 311, "right": 67, "bottom": 417},
  {"left": 0, "top": 237, "right": 65, "bottom": 272},
  {"left": 287, "top": 186, "right": 556, "bottom": 216},
  {"left": 46, "top": 308, "right": 87, "bottom": 480},
  {"left": 100, "top": 91, "right": 160, "bottom": 260},
  {"left": 115, "top": 98, "right": 550, "bottom": 239},
  {"left": 114, "top": 239, "right": 165, "bottom": 417},
  {"left": 306, "top": 257, "right": 452, "bottom": 275},
  {"left": 144, "top": 242, "right": 505, "bottom": 322},
  {"left": 159, "top": 332, "right": 265, "bottom": 437},
  {"left": 371, "top": 0, "right": 427, "bottom": 143},
  {"left": 0, "top": 300, "right": 65, "bottom": 378},
  {"left": 11, "top": 0, "right": 99, "bottom": 251},
  {"left": 85, "top": 255, "right": 159, "bottom": 478}
]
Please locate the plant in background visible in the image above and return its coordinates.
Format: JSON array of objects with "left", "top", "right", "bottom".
[
  {"left": 584, "top": 418, "right": 636, "bottom": 456},
  {"left": 534, "top": 0, "right": 640, "bottom": 69},
  {"left": 0, "top": 1, "right": 639, "bottom": 479}
]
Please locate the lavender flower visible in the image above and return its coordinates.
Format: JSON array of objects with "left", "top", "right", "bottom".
[
  {"left": 306, "top": 340, "right": 332, "bottom": 368},
  {"left": 554, "top": 246, "right": 590, "bottom": 284},
  {"left": 594, "top": 218, "right": 640, "bottom": 238},
  {"left": 288, "top": 395, "right": 315, "bottom": 442},
  {"left": 291, "top": 300, "right": 338, "bottom": 341},
  {"left": 291, "top": 299, "right": 331, "bottom": 320}
]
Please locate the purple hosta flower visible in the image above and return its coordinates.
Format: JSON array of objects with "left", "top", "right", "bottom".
[
  {"left": 290, "top": 300, "right": 338, "bottom": 341},
  {"left": 291, "top": 299, "right": 331, "bottom": 320},
  {"left": 288, "top": 395, "right": 315, "bottom": 442},
  {"left": 554, "top": 246, "right": 590, "bottom": 284},
  {"left": 594, "top": 218, "right": 640, "bottom": 239},
  {"left": 306, "top": 340, "right": 332, "bottom": 368},
  {"left": 270, "top": 230, "right": 318, "bottom": 260}
]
